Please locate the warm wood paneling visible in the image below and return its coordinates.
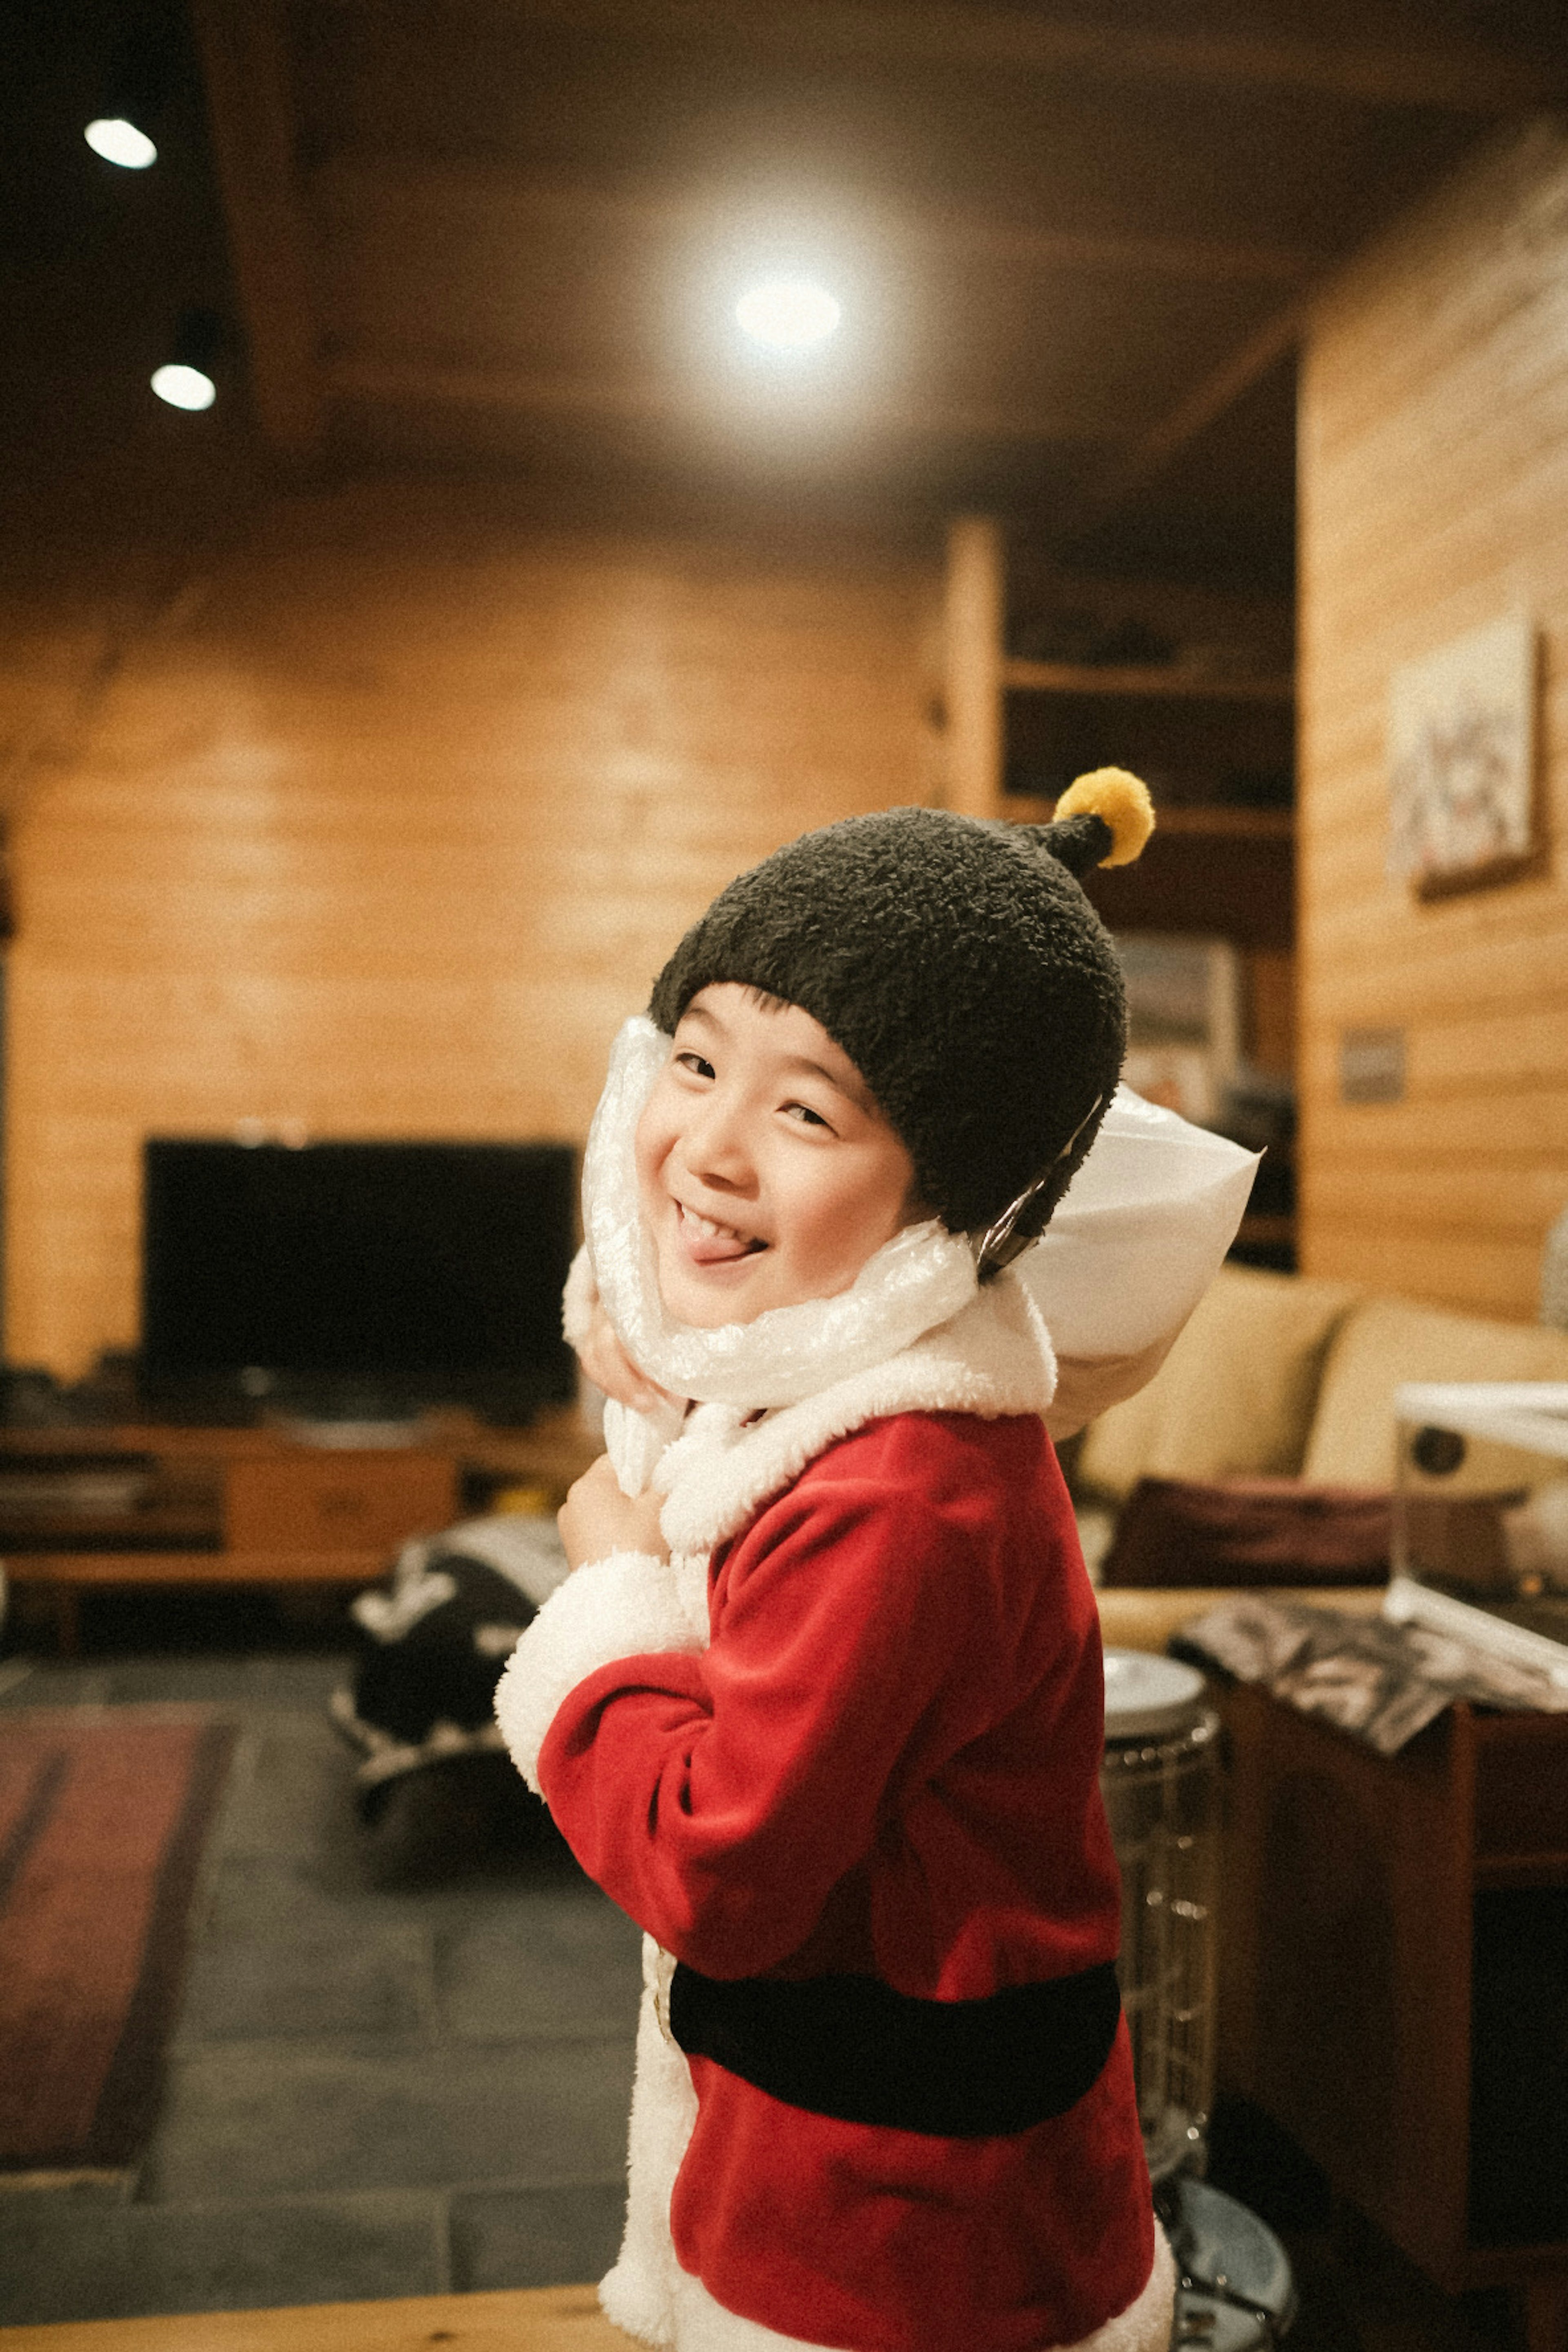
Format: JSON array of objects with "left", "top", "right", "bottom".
[
  {"left": 1298, "top": 118, "right": 1568, "bottom": 1319},
  {"left": 5, "top": 483, "right": 938, "bottom": 1376}
]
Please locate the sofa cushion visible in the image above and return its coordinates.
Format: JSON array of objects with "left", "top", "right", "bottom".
[
  {"left": 1301, "top": 1297, "right": 1568, "bottom": 1487},
  {"left": 1076, "top": 1265, "right": 1362, "bottom": 1501},
  {"left": 1099, "top": 1474, "right": 1391, "bottom": 1588},
  {"left": 1072, "top": 1354, "right": 1168, "bottom": 1501}
]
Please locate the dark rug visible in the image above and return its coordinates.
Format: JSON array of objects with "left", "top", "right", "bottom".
[{"left": 0, "top": 1712, "right": 236, "bottom": 2173}]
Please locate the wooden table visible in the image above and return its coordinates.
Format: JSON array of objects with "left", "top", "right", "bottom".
[
  {"left": 0, "top": 2283, "right": 628, "bottom": 2352},
  {"left": 0, "top": 1409, "right": 602, "bottom": 1650},
  {"left": 1218, "top": 1681, "right": 1568, "bottom": 2352}
]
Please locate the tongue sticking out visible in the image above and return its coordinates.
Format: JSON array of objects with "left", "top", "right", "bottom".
[{"left": 678, "top": 1203, "right": 766, "bottom": 1266}]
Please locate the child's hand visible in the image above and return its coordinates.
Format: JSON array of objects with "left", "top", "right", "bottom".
[
  {"left": 576, "top": 1301, "right": 675, "bottom": 1417},
  {"left": 559, "top": 1452, "right": 671, "bottom": 1572}
]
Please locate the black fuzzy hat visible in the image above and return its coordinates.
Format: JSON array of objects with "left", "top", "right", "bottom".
[{"left": 647, "top": 768, "right": 1154, "bottom": 1259}]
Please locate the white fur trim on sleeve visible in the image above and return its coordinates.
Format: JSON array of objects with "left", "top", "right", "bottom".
[
  {"left": 562, "top": 1242, "right": 599, "bottom": 1348},
  {"left": 493, "top": 1549, "right": 702, "bottom": 1795}
]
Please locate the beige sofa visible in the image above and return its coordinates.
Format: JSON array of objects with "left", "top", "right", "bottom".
[{"left": 1078, "top": 1263, "right": 1568, "bottom": 1655}]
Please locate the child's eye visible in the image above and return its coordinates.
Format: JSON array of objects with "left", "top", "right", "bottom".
[
  {"left": 675, "top": 1051, "right": 715, "bottom": 1081},
  {"left": 783, "top": 1101, "right": 833, "bottom": 1131}
]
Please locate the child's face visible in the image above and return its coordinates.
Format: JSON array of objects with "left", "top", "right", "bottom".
[{"left": 634, "top": 983, "right": 921, "bottom": 1328}]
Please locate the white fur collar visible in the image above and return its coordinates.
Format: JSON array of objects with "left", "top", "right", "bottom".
[{"left": 656, "top": 1267, "right": 1057, "bottom": 1560}]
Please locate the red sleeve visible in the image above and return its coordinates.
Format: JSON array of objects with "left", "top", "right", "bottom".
[{"left": 537, "top": 1447, "right": 1020, "bottom": 1980}]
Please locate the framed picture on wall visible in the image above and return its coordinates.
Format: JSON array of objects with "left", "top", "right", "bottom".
[{"left": 1387, "top": 612, "right": 1538, "bottom": 894}]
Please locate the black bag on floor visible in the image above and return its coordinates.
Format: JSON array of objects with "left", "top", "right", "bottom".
[{"left": 331, "top": 1514, "right": 568, "bottom": 1825}]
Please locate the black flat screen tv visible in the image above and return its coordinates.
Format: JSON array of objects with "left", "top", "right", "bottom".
[{"left": 140, "top": 1138, "right": 577, "bottom": 1423}]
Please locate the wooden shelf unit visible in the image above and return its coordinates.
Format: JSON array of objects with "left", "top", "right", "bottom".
[
  {"left": 943, "top": 515, "right": 1296, "bottom": 861},
  {"left": 942, "top": 516, "right": 1298, "bottom": 1263},
  {"left": 1001, "top": 657, "right": 1294, "bottom": 705},
  {"left": 1002, "top": 793, "right": 1293, "bottom": 842},
  {"left": 0, "top": 1408, "right": 601, "bottom": 1651}
]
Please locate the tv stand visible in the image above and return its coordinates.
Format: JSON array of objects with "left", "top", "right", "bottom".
[
  {"left": 274, "top": 1416, "right": 438, "bottom": 1450},
  {"left": 0, "top": 1408, "right": 601, "bottom": 1652}
]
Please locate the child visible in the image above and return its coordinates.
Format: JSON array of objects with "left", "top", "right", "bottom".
[{"left": 497, "top": 772, "right": 1188, "bottom": 2352}]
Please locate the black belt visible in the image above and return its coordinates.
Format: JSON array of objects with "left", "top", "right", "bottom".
[{"left": 668, "top": 1957, "right": 1121, "bottom": 2138}]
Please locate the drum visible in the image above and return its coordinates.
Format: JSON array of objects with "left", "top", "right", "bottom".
[
  {"left": 1160, "top": 2174, "right": 1298, "bottom": 2348},
  {"left": 1100, "top": 1649, "right": 1222, "bottom": 2184}
]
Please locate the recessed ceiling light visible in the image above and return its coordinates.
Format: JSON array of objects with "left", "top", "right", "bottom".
[
  {"left": 151, "top": 307, "right": 223, "bottom": 411},
  {"left": 151, "top": 362, "right": 216, "bottom": 411},
  {"left": 735, "top": 278, "right": 842, "bottom": 351},
  {"left": 85, "top": 116, "right": 158, "bottom": 169}
]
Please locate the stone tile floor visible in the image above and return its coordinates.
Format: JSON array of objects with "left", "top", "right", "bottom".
[
  {"left": 0, "top": 1628, "right": 1534, "bottom": 2346},
  {"left": 0, "top": 1643, "right": 639, "bottom": 2325}
]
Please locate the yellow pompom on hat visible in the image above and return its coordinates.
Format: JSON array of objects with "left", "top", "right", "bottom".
[{"left": 1051, "top": 766, "right": 1155, "bottom": 868}]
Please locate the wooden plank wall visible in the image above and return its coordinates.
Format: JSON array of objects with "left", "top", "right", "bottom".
[
  {"left": 1297, "top": 118, "right": 1568, "bottom": 1319},
  {"left": 4, "top": 482, "right": 939, "bottom": 1376}
]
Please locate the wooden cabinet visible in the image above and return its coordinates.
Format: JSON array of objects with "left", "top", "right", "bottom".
[
  {"left": 221, "top": 1449, "right": 458, "bottom": 1555},
  {"left": 1218, "top": 1682, "right": 1568, "bottom": 2352}
]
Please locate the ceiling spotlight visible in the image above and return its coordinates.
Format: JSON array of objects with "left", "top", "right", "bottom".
[
  {"left": 151, "top": 307, "right": 222, "bottom": 411},
  {"left": 151, "top": 362, "right": 216, "bottom": 411},
  {"left": 735, "top": 278, "right": 842, "bottom": 351},
  {"left": 85, "top": 117, "right": 158, "bottom": 169},
  {"left": 85, "top": 18, "right": 176, "bottom": 170}
]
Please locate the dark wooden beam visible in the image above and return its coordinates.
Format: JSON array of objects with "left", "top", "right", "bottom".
[
  {"left": 460, "top": 0, "right": 1568, "bottom": 116},
  {"left": 187, "top": 0, "right": 324, "bottom": 457},
  {"left": 325, "top": 354, "right": 1112, "bottom": 446},
  {"left": 314, "top": 160, "right": 1325, "bottom": 287}
]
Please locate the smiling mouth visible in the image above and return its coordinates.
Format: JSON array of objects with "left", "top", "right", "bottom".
[{"left": 674, "top": 1201, "right": 768, "bottom": 1265}]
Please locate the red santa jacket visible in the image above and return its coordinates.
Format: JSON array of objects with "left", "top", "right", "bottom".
[{"left": 526, "top": 1407, "right": 1156, "bottom": 2352}]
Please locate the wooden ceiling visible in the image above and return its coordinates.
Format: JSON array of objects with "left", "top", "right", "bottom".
[{"left": 12, "top": 1, "right": 1568, "bottom": 589}]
